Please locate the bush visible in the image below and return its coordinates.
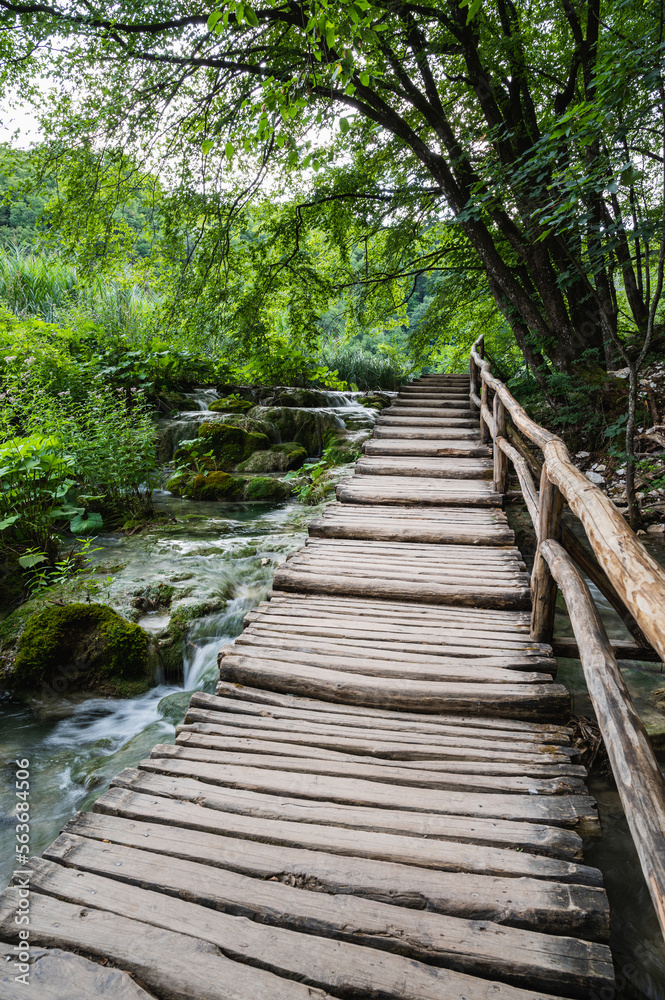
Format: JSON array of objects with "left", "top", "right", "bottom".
[
  {"left": 321, "top": 343, "right": 416, "bottom": 390},
  {"left": 0, "top": 244, "right": 77, "bottom": 322}
]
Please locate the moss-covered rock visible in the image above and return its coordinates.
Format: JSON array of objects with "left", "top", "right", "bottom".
[
  {"left": 361, "top": 393, "right": 392, "bottom": 411},
  {"left": 158, "top": 598, "right": 228, "bottom": 677},
  {"left": 5, "top": 603, "right": 155, "bottom": 696},
  {"left": 209, "top": 396, "right": 254, "bottom": 413},
  {"left": 270, "top": 388, "right": 325, "bottom": 408},
  {"left": 168, "top": 470, "right": 245, "bottom": 501},
  {"left": 237, "top": 441, "right": 307, "bottom": 473},
  {"left": 243, "top": 477, "right": 293, "bottom": 501},
  {"left": 196, "top": 422, "right": 271, "bottom": 468},
  {"left": 251, "top": 406, "right": 342, "bottom": 456}
]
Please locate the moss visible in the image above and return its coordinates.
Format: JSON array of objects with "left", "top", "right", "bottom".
[
  {"left": 236, "top": 441, "right": 307, "bottom": 473},
  {"left": 361, "top": 394, "right": 391, "bottom": 411},
  {"left": 271, "top": 388, "right": 323, "bottom": 408},
  {"left": 209, "top": 396, "right": 254, "bottom": 413},
  {"left": 9, "top": 603, "right": 154, "bottom": 695},
  {"left": 190, "top": 471, "right": 245, "bottom": 500},
  {"left": 243, "top": 477, "right": 293, "bottom": 501},
  {"left": 159, "top": 599, "right": 228, "bottom": 677},
  {"left": 197, "top": 422, "right": 270, "bottom": 469}
]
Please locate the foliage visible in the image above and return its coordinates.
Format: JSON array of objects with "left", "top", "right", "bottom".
[
  {"left": 322, "top": 342, "right": 415, "bottom": 390},
  {"left": 0, "top": 243, "right": 77, "bottom": 321},
  {"left": 284, "top": 443, "right": 359, "bottom": 504},
  {"left": 0, "top": 433, "right": 77, "bottom": 557}
]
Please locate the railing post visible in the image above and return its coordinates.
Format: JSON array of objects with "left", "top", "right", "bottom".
[
  {"left": 469, "top": 355, "right": 478, "bottom": 413},
  {"left": 493, "top": 393, "right": 508, "bottom": 493},
  {"left": 531, "top": 467, "right": 564, "bottom": 643},
  {"left": 480, "top": 379, "right": 491, "bottom": 445}
]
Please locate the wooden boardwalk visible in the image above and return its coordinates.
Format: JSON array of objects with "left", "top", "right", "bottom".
[{"left": 0, "top": 374, "right": 616, "bottom": 1000}]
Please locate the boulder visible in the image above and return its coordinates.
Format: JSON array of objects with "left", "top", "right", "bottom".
[
  {"left": 252, "top": 406, "right": 343, "bottom": 456},
  {"left": 2, "top": 603, "right": 156, "bottom": 697},
  {"left": 361, "top": 393, "right": 392, "bottom": 411},
  {"left": 237, "top": 441, "right": 307, "bottom": 473},
  {"left": 209, "top": 396, "right": 254, "bottom": 413},
  {"left": 269, "top": 388, "right": 326, "bottom": 408},
  {"left": 196, "top": 422, "right": 271, "bottom": 468},
  {"left": 243, "top": 477, "right": 293, "bottom": 501},
  {"left": 167, "top": 470, "right": 245, "bottom": 501}
]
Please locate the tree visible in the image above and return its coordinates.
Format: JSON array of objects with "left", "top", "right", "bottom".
[{"left": 1, "top": 0, "right": 665, "bottom": 522}]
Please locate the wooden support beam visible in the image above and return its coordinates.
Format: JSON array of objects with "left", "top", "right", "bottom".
[
  {"left": 531, "top": 469, "right": 565, "bottom": 643},
  {"left": 494, "top": 395, "right": 508, "bottom": 494},
  {"left": 541, "top": 539, "right": 665, "bottom": 940}
]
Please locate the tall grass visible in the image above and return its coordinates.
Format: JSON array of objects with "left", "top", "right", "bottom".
[
  {"left": 322, "top": 344, "right": 416, "bottom": 390},
  {"left": 0, "top": 244, "right": 77, "bottom": 322}
]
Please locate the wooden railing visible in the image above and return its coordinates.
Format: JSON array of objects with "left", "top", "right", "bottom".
[{"left": 469, "top": 333, "right": 665, "bottom": 938}]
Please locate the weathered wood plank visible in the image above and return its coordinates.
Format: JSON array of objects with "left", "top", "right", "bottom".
[
  {"left": 101, "top": 772, "right": 584, "bottom": 859},
  {"left": 28, "top": 845, "right": 613, "bottom": 997},
  {"left": 134, "top": 756, "right": 600, "bottom": 835},
  {"left": 0, "top": 941, "right": 155, "bottom": 1000},
  {"left": 217, "top": 653, "right": 568, "bottom": 716},
  {"left": 0, "top": 887, "right": 334, "bottom": 1000},
  {"left": 212, "top": 679, "right": 572, "bottom": 739}
]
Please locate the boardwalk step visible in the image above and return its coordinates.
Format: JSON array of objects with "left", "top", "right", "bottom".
[
  {"left": 308, "top": 505, "right": 511, "bottom": 543},
  {"left": 337, "top": 475, "right": 499, "bottom": 505},
  {"left": 355, "top": 456, "right": 494, "bottom": 478},
  {"left": 27, "top": 844, "right": 613, "bottom": 997}
]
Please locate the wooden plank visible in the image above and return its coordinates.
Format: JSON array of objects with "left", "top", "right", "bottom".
[
  {"left": 134, "top": 756, "right": 601, "bottom": 834},
  {"left": 337, "top": 481, "right": 498, "bottom": 505},
  {"left": 217, "top": 653, "right": 569, "bottom": 716},
  {"left": 31, "top": 842, "right": 613, "bottom": 996},
  {"left": 270, "top": 567, "right": 532, "bottom": 611},
  {"left": 0, "top": 887, "right": 334, "bottom": 1000},
  {"left": 101, "top": 772, "right": 585, "bottom": 859},
  {"left": 227, "top": 643, "right": 553, "bottom": 681},
  {"left": 0, "top": 941, "right": 155, "bottom": 1000},
  {"left": 307, "top": 518, "right": 513, "bottom": 544},
  {"left": 212, "top": 679, "right": 572, "bottom": 740},
  {"left": 181, "top": 704, "right": 573, "bottom": 758},
  {"left": 374, "top": 427, "right": 481, "bottom": 439},
  {"left": 237, "top": 633, "right": 557, "bottom": 674},
  {"left": 190, "top": 691, "right": 568, "bottom": 742},
  {"left": 163, "top": 739, "right": 586, "bottom": 796}
]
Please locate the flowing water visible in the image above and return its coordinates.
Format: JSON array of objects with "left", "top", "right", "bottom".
[{"left": 0, "top": 496, "right": 312, "bottom": 888}]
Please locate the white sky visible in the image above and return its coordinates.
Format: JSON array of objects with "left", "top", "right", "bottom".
[{"left": 0, "top": 90, "right": 45, "bottom": 148}]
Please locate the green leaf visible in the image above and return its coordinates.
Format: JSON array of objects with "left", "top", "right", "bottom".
[
  {"left": 69, "top": 512, "right": 104, "bottom": 535},
  {"left": 207, "top": 10, "right": 223, "bottom": 30},
  {"left": 202, "top": 139, "right": 214, "bottom": 155},
  {"left": 18, "top": 552, "right": 48, "bottom": 569},
  {"left": 224, "top": 141, "right": 234, "bottom": 160},
  {"left": 339, "top": 117, "right": 350, "bottom": 133},
  {"left": 0, "top": 514, "right": 19, "bottom": 530},
  {"left": 359, "top": 71, "right": 369, "bottom": 86},
  {"left": 244, "top": 6, "right": 259, "bottom": 27},
  {"left": 326, "top": 26, "right": 336, "bottom": 48}
]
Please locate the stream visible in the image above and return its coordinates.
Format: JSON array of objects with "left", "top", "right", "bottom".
[{"left": 1, "top": 442, "right": 665, "bottom": 993}]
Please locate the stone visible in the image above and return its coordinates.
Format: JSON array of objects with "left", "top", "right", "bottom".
[
  {"left": 269, "top": 388, "right": 327, "bottom": 408},
  {"left": 243, "top": 477, "right": 294, "bottom": 501},
  {"left": 586, "top": 471, "right": 605, "bottom": 484},
  {"left": 209, "top": 396, "right": 254, "bottom": 413},
  {"left": 646, "top": 523, "right": 665, "bottom": 534},
  {"left": 196, "top": 422, "right": 271, "bottom": 469},
  {"left": 174, "top": 471, "right": 245, "bottom": 501},
  {"left": 576, "top": 451, "right": 590, "bottom": 458},
  {"left": 2, "top": 603, "right": 155, "bottom": 697},
  {"left": 361, "top": 393, "right": 392, "bottom": 411},
  {"left": 236, "top": 441, "right": 307, "bottom": 473},
  {"left": 251, "top": 406, "right": 343, "bottom": 456}
]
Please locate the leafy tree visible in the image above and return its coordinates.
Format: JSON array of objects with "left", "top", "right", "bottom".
[{"left": 2, "top": 0, "right": 665, "bottom": 521}]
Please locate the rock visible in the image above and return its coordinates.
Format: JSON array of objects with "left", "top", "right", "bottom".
[
  {"left": 586, "top": 471, "right": 605, "bottom": 484},
  {"left": 646, "top": 523, "right": 665, "bottom": 534},
  {"left": 158, "top": 690, "right": 193, "bottom": 725},
  {"left": 158, "top": 598, "right": 229, "bottom": 677},
  {"left": 168, "top": 470, "right": 245, "bottom": 501},
  {"left": 209, "top": 396, "right": 254, "bottom": 413},
  {"left": 269, "top": 388, "right": 329, "bottom": 408},
  {"left": 361, "top": 393, "right": 392, "bottom": 411},
  {"left": 2, "top": 603, "right": 156, "bottom": 697},
  {"left": 196, "top": 422, "right": 271, "bottom": 469},
  {"left": 576, "top": 451, "right": 590, "bottom": 458},
  {"left": 251, "top": 406, "right": 343, "bottom": 455},
  {"left": 243, "top": 477, "right": 293, "bottom": 502},
  {"left": 236, "top": 441, "right": 307, "bottom": 473}
]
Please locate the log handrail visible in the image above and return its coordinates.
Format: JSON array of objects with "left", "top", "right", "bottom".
[
  {"left": 470, "top": 333, "right": 665, "bottom": 663},
  {"left": 540, "top": 539, "right": 665, "bottom": 939}
]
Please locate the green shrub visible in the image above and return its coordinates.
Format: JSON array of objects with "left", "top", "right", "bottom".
[
  {"left": 0, "top": 244, "right": 77, "bottom": 322},
  {"left": 321, "top": 343, "right": 415, "bottom": 390}
]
